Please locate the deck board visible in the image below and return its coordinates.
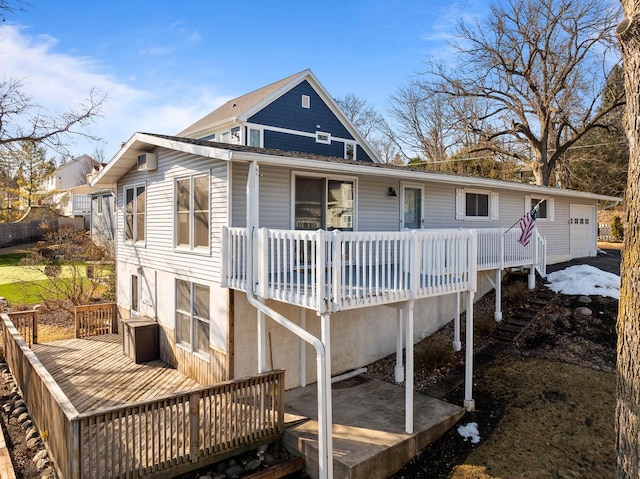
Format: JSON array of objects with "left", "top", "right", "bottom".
[{"left": 31, "top": 335, "right": 201, "bottom": 413}]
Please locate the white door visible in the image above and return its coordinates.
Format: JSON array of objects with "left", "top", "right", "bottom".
[
  {"left": 401, "top": 184, "right": 424, "bottom": 229},
  {"left": 569, "top": 204, "right": 596, "bottom": 259}
]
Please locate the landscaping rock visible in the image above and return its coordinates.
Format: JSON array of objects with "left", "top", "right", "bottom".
[
  {"left": 26, "top": 427, "right": 39, "bottom": 441},
  {"left": 245, "top": 458, "right": 261, "bottom": 472},
  {"left": 575, "top": 307, "right": 593, "bottom": 316},
  {"left": 263, "top": 452, "right": 276, "bottom": 466},
  {"left": 12, "top": 406, "right": 27, "bottom": 418},
  {"left": 35, "top": 458, "right": 49, "bottom": 471},
  {"left": 224, "top": 464, "right": 244, "bottom": 479},
  {"left": 15, "top": 399, "right": 26, "bottom": 409},
  {"left": 21, "top": 420, "right": 33, "bottom": 430},
  {"left": 17, "top": 413, "right": 30, "bottom": 424},
  {"left": 578, "top": 296, "right": 592, "bottom": 304},
  {"left": 33, "top": 449, "right": 48, "bottom": 463},
  {"left": 26, "top": 437, "right": 41, "bottom": 449}
]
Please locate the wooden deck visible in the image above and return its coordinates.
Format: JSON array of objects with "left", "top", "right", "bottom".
[{"left": 31, "top": 334, "right": 201, "bottom": 413}]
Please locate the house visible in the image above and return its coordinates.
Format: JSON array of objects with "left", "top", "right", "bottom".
[
  {"left": 88, "top": 189, "right": 116, "bottom": 253},
  {"left": 91, "top": 72, "right": 619, "bottom": 478},
  {"left": 42, "top": 154, "right": 99, "bottom": 222},
  {"left": 178, "top": 69, "right": 379, "bottom": 164}
]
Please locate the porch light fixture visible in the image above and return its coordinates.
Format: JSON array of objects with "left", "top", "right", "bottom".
[{"left": 388, "top": 187, "right": 397, "bottom": 197}]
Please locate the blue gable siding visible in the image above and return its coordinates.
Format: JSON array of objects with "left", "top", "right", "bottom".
[
  {"left": 356, "top": 145, "right": 373, "bottom": 163},
  {"left": 264, "top": 130, "right": 350, "bottom": 159},
  {"left": 248, "top": 81, "right": 354, "bottom": 140}
]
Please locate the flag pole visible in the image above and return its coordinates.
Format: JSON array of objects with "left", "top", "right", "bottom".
[{"left": 504, "top": 199, "right": 545, "bottom": 234}]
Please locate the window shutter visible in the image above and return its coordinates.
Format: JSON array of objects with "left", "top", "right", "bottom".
[
  {"left": 525, "top": 195, "right": 531, "bottom": 215},
  {"left": 491, "top": 192, "right": 499, "bottom": 220},
  {"left": 549, "top": 198, "right": 555, "bottom": 221},
  {"left": 455, "top": 189, "right": 464, "bottom": 220}
]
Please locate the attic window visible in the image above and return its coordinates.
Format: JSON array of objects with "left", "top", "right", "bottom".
[
  {"left": 316, "top": 131, "right": 331, "bottom": 144},
  {"left": 302, "top": 95, "right": 310, "bottom": 109}
]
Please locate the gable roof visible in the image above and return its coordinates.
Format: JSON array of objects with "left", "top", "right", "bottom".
[
  {"left": 91, "top": 132, "right": 620, "bottom": 205},
  {"left": 177, "top": 69, "right": 383, "bottom": 163}
]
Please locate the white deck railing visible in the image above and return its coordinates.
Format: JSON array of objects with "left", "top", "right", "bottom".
[
  {"left": 222, "top": 227, "right": 478, "bottom": 314},
  {"left": 476, "top": 227, "right": 546, "bottom": 274}
]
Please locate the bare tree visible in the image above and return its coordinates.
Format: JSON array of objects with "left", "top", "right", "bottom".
[
  {"left": 616, "top": 4, "right": 640, "bottom": 477},
  {"left": 0, "top": 78, "right": 106, "bottom": 155},
  {"left": 414, "top": 0, "right": 623, "bottom": 186}
]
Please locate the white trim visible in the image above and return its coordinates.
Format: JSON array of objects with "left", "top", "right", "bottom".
[
  {"left": 456, "top": 187, "right": 495, "bottom": 221},
  {"left": 400, "top": 182, "right": 425, "bottom": 229},
  {"left": 344, "top": 141, "right": 356, "bottom": 161},
  {"left": 302, "top": 94, "right": 310, "bottom": 109},
  {"left": 525, "top": 195, "right": 554, "bottom": 221},
  {"left": 173, "top": 172, "right": 211, "bottom": 254},
  {"left": 316, "top": 131, "right": 331, "bottom": 144},
  {"left": 247, "top": 126, "right": 263, "bottom": 148},
  {"left": 123, "top": 182, "right": 147, "bottom": 245},
  {"left": 291, "top": 171, "right": 358, "bottom": 231}
]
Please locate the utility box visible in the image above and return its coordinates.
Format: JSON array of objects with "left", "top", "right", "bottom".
[{"left": 123, "top": 317, "right": 159, "bottom": 364}]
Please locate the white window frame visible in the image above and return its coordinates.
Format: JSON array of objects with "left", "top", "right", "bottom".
[
  {"left": 316, "top": 131, "right": 331, "bottom": 144},
  {"left": 97, "top": 196, "right": 103, "bottom": 215},
  {"left": 123, "top": 183, "right": 146, "bottom": 244},
  {"left": 456, "top": 188, "right": 498, "bottom": 221},
  {"left": 302, "top": 95, "right": 310, "bottom": 108},
  {"left": 175, "top": 279, "right": 210, "bottom": 361},
  {"left": 174, "top": 173, "right": 211, "bottom": 253},
  {"left": 525, "top": 195, "right": 554, "bottom": 221},
  {"left": 344, "top": 142, "right": 356, "bottom": 161},
  {"left": 247, "top": 127, "right": 263, "bottom": 148},
  {"left": 131, "top": 273, "right": 139, "bottom": 316},
  {"left": 291, "top": 171, "right": 358, "bottom": 231}
]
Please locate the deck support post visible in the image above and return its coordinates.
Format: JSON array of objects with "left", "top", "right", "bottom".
[
  {"left": 395, "top": 308, "right": 405, "bottom": 382},
  {"left": 405, "top": 300, "right": 415, "bottom": 434},
  {"left": 528, "top": 264, "right": 536, "bottom": 290},
  {"left": 464, "top": 291, "right": 476, "bottom": 412},
  {"left": 453, "top": 292, "right": 461, "bottom": 351},
  {"left": 320, "top": 312, "right": 334, "bottom": 479},
  {"left": 494, "top": 269, "right": 503, "bottom": 322},
  {"left": 299, "top": 308, "right": 307, "bottom": 387}
]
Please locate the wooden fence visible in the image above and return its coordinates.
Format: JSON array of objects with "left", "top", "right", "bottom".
[
  {"left": 1, "top": 313, "right": 285, "bottom": 479},
  {"left": 6, "top": 310, "right": 39, "bottom": 346},
  {"left": 75, "top": 303, "right": 118, "bottom": 338}
]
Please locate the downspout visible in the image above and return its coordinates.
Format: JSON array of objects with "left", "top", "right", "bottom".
[{"left": 244, "top": 160, "right": 333, "bottom": 479}]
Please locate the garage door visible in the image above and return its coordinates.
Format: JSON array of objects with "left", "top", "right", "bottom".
[{"left": 569, "top": 204, "right": 596, "bottom": 259}]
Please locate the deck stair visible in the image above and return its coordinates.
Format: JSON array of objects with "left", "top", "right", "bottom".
[{"left": 493, "top": 296, "right": 552, "bottom": 342}]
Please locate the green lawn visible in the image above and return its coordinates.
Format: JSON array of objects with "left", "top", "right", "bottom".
[
  {"left": 0, "top": 253, "right": 26, "bottom": 267},
  {"left": 0, "top": 279, "right": 51, "bottom": 304}
]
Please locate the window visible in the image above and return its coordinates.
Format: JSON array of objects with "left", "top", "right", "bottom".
[
  {"left": 344, "top": 143, "right": 356, "bottom": 161},
  {"left": 230, "top": 127, "right": 241, "bottom": 144},
  {"left": 125, "top": 185, "right": 146, "bottom": 242},
  {"left": 176, "top": 279, "right": 210, "bottom": 358},
  {"left": 302, "top": 95, "right": 310, "bottom": 108},
  {"left": 456, "top": 188, "right": 498, "bottom": 220},
  {"left": 316, "top": 131, "right": 331, "bottom": 144},
  {"left": 294, "top": 175, "right": 355, "bottom": 231},
  {"left": 176, "top": 174, "right": 210, "bottom": 250},
  {"left": 248, "top": 128, "right": 262, "bottom": 147},
  {"left": 526, "top": 196, "right": 554, "bottom": 221},
  {"left": 97, "top": 196, "right": 103, "bottom": 215},
  {"left": 131, "top": 274, "right": 139, "bottom": 313},
  {"left": 466, "top": 192, "right": 489, "bottom": 217}
]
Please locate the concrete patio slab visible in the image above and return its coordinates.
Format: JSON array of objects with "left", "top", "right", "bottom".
[{"left": 284, "top": 374, "right": 464, "bottom": 479}]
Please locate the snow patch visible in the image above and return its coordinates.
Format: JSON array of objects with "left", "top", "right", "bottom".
[
  {"left": 457, "top": 422, "right": 481, "bottom": 444},
  {"left": 545, "top": 265, "right": 620, "bottom": 299}
]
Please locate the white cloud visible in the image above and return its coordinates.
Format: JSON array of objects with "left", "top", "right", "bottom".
[{"left": 0, "top": 24, "right": 226, "bottom": 160}]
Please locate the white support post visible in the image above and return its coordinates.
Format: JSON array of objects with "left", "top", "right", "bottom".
[
  {"left": 257, "top": 304, "right": 266, "bottom": 373},
  {"left": 299, "top": 308, "right": 307, "bottom": 387},
  {"left": 405, "top": 300, "right": 415, "bottom": 434},
  {"left": 494, "top": 269, "right": 503, "bottom": 322},
  {"left": 464, "top": 291, "right": 476, "bottom": 411},
  {"left": 528, "top": 264, "right": 536, "bottom": 290},
  {"left": 453, "top": 292, "right": 461, "bottom": 352},
  {"left": 395, "top": 308, "right": 405, "bottom": 383},
  {"left": 320, "top": 313, "right": 334, "bottom": 479}
]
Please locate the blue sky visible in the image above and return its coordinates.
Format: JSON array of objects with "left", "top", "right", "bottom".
[{"left": 2, "top": 0, "right": 490, "bottom": 160}]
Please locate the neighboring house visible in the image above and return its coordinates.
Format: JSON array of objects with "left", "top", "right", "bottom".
[
  {"left": 88, "top": 189, "right": 116, "bottom": 253},
  {"left": 178, "top": 69, "right": 379, "bottom": 163},
  {"left": 42, "top": 154, "right": 99, "bottom": 219}
]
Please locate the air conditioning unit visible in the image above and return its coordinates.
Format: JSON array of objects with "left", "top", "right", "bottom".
[{"left": 137, "top": 152, "right": 157, "bottom": 171}]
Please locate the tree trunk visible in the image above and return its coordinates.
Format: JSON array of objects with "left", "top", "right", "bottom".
[{"left": 616, "top": 7, "right": 640, "bottom": 478}]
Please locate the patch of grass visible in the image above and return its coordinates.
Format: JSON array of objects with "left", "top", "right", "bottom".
[
  {"left": 0, "top": 280, "right": 49, "bottom": 304},
  {"left": 474, "top": 310, "right": 497, "bottom": 338},
  {"left": 503, "top": 280, "right": 529, "bottom": 304},
  {"left": 0, "top": 253, "right": 26, "bottom": 267},
  {"left": 451, "top": 357, "right": 615, "bottom": 479}
]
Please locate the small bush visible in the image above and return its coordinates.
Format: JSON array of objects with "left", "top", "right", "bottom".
[
  {"left": 611, "top": 216, "right": 624, "bottom": 242},
  {"left": 475, "top": 310, "right": 497, "bottom": 337},
  {"left": 504, "top": 280, "right": 529, "bottom": 304},
  {"left": 415, "top": 332, "right": 455, "bottom": 371}
]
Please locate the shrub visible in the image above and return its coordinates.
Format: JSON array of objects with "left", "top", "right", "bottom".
[
  {"left": 504, "top": 280, "right": 529, "bottom": 304},
  {"left": 415, "top": 332, "right": 455, "bottom": 371},
  {"left": 611, "top": 216, "right": 624, "bottom": 242}
]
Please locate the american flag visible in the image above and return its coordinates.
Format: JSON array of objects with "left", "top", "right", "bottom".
[{"left": 518, "top": 210, "right": 536, "bottom": 246}]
